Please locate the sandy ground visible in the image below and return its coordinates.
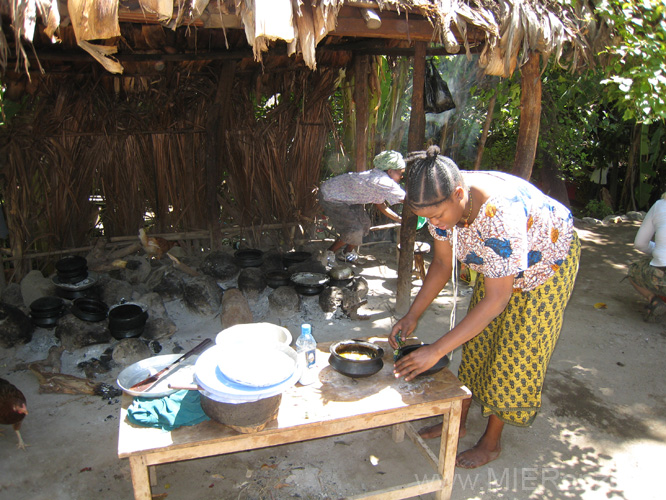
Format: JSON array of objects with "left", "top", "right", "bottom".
[{"left": 0, "top": 221, "right": 665, "bottom": 500}]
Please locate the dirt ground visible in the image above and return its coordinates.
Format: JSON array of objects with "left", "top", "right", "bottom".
[{"left": 1, "top": 220, "right": 665, "bottom": 500}]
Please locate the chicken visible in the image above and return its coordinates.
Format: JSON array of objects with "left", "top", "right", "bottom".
[
  {"left": 0, "top": 378, "right": 28, "bottom": 450},
  {"left": 138, "top": 228, "right": 176, "bottom": 259}
]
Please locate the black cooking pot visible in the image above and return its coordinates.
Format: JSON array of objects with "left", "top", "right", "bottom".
[
  {"left": 108, "top": 302, "right": 148, "bottom": 339},
  {"left": 30, "top": 296, "right": 66, "bottom": 325},
  {"left": 282, "top": 251, "right": 311, "bottom": 268},
  {"left": 55, "top": 286, "right": 98, "bottom": 301},
  {"left": 395, "top": 344, "right": 450, "bottom": 376},
  {"left": 265, "top": 270, "right": 292, "bottom": 289},
  {"left": 234, "top": 249, "right": 264, "bottom": 268},
  {"left": 30, "top": 296, "right": 64, "bottom": 314},
  {"left": 31, "top": 316, "right": 60, "bottom": 329},
  {"left": 328, "top": 340, "right": 384, "bottom": 378},
  {"left": 291, "top": 272, "right": 329, "bottom": 296},
  {"left": 55, "top": 255, "right": 87, "bottom": 273},
  {"left": 71, "top": 298, "right": 108, "bottom": 322}
]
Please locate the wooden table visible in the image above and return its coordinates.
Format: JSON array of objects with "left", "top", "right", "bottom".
[{"left": 118, "top": 338, "right": 471, "bottom": 500}]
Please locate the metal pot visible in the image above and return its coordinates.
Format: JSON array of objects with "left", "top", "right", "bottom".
[
  {"left": 328, "top": 340, "right": 384, "bottom": 378},
  {"left": 395, "top": 344, "right": 449, "bottom": 376}
]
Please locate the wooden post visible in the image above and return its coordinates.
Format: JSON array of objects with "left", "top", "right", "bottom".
[
  {"left": 354, "top": 54, "right": 369, "bottom": 172},
  {"left": 205, "top": 60, "right": 236, "bottom": 249},
  {"left": 511, "top": 51, "right": 541, "bottom": 180},
  {"left": 396, "top": 41, "right": 426, "bottom": 314}
]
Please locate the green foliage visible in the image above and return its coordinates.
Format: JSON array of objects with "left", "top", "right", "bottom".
[
  {"left": 584, "top": 199, "right": 614, "bottom": 219},
  {"left": 596, "top": 0, "right": 666, "bottom": 123}
]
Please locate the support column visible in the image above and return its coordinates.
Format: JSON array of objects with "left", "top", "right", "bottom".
[
  {"left": 354, "top": 54, "right": 370, "bottom": 172},
  {"left": 396, "top": 41, "right": 426, "bottom": 314},
  {"left": 511, "top": 51, "right": 541, "bottom": 180}
]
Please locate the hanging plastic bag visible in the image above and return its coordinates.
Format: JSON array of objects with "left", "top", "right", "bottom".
[{"left": 424, "top": 59, "right": 455, "bottom": 114}]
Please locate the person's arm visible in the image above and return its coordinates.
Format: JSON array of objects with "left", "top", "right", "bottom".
[
  {"left": 635, "top": 208, "right": 656, "bottom": 255},
  {"left": 374, "top": 202, "right": 402, "bottom": 223},
  {"left": 389, "top": 238, "right": 453, "bottom": 348},
  {"left": 393, "top": 273, "right": 515, "bottom": 381}
]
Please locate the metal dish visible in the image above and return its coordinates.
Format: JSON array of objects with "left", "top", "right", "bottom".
[{"left": 116, "top": 354, "right": 199, "bottom": 398}]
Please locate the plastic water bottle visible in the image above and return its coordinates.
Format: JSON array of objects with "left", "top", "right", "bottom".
[{"left": 295, "top": 323, "right": 317, "bottom": 385}]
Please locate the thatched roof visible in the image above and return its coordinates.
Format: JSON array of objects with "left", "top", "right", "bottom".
[{"left": 1, "top": 1, "right": 605, "bottom": 77}]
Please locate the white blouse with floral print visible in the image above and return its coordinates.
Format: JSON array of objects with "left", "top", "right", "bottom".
[{"left": 428, "top": 171, "right": 574, "bottom": 292}]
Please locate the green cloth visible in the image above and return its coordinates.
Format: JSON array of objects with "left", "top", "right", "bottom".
[
  {"left": 373, "top": 150, "right": 405, "bottom": 171},
  {"left": 127, "top": 390, "right": 210, "bottom": 431}
]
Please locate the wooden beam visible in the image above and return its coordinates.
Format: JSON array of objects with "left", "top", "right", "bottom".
[
  {"left": 396, "top": 41, "right": 427, "bottom": 314},
  {"left": 511, "top": 51, "right": 542, "bottom": 180},
  {"left": 354, "top": 54, "right": 370, "bottom": 172},
  {"left": 331, "top": 6, "right": 435, "bottom": 41}
]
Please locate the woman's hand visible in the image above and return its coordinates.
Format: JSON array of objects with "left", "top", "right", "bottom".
[
  {"left": 393, "top": 343, "right": 442, "bottom": 381},
  {"left": 389, "top": 314, "right": 418, "bottom": 349}
]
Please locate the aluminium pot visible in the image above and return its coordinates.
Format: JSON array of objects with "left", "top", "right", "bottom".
[{"left": 328, "top": 340, "right": 384, "bottom": 378}]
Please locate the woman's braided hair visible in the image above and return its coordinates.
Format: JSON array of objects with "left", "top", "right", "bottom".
[{"left": 406, "top": 145, "right": 465, "bottom": 210}]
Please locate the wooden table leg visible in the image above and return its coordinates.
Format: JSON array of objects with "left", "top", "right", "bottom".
[
  {"left": 436, "top": 399, "right": 462, "bottom": 500},
  {"left": 129, "top": 455, "right": 152, "bottom": 500},
  {"left": 391, "top": 423, "right": 405, "bottom": 443}
]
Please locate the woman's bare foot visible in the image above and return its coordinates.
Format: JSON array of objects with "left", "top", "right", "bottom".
[
  {"left": 418, "top": 422, "right": 467, "bottom": 440},
  {"left": 455, "top": 442, "right": 501, "bottom": 469}
]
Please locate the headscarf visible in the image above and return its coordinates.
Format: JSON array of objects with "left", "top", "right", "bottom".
[{"left": 373, "top": 150, "right": 405, "bottom": 171}]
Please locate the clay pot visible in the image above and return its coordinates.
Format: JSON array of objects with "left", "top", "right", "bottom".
[
  {"left": 55, "top": 255, "right": 88, "bottom": 283},
  {"left": 291, "top": 272, "right": 329, "bottom": 296},
  {"left": 328, "top": 340, "right": 384, "bottom": 378},
  {"left": 30, "top": 296, "right": 66, "bottom": 328},
  {"left": 200, "top": 393, "right": 282, "bottom": 433},
  {"left": 234, "top": 249, "right": 264, "bottom": 268},
  {"left": 71, "top": 298, "right": 108, "bottom": 322},
  {"left": 108, "top": 302, "right": 148, "bottom": 339},
  {"left": 265, "top": 270, "right": 292, "bottom": 289},
  {"left": 395, "top": 344, "right": 449, "bottom": 376},
  {"left": 282, "top": 251, "right": 311, "bottom": 268}
]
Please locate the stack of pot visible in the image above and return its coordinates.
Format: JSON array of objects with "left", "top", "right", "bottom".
[{"left": 193, "top": 325, "right": 300, "bottom": 433}]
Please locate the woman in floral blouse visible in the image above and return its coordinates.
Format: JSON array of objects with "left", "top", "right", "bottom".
[{"left": 389, "top": 146, "right": 580, "bottom": 469}]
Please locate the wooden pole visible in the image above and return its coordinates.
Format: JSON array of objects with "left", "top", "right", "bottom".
[
  {"left": 396, "top": 41, "right": 426, "bottom": 314},
  {"left": 511, "top": 51, "right": 541, "bottom": 180},
  {"left": 354, "top": 54, "right": 370, "bottom": 172}
]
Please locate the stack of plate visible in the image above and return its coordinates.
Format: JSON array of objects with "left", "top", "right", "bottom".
[{"left": 194, "top": 341, "right": 300, "bottom": 404}]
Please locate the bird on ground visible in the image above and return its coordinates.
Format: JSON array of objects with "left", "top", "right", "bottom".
[
  {"left": 138, "top": 228, "right": 177, "bottom": 259},
  {"left": 0, "top": 378, "right": 28, "bottom": 450}
]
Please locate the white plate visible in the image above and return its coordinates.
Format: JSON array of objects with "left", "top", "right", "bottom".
[
  {"left": 215, "top": 323, "right": 292, "bottom": 347},
  {"left": 116, "top": 354, "right": 198, "bottom": 398},
  {"left": 218, "top": 344, "right": 297, "bottom": 388},
  {"left": 194, "top": 344, "right": 300, "bottom": 402}
]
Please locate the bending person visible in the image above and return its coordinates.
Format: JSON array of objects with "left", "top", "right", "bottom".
[
  {"left": 627, "top": 191, "right": 666, "bottom": 321},
  {"left": 319, "top": 150, "right": 405, "bottom": 263},
  {"left": 389, "top": 146, "right": 580, "bottom": 469}
]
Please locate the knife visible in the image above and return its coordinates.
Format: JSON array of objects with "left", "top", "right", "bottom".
[{"left": 130, "top": 338, "right": 213, "bottom": 393}]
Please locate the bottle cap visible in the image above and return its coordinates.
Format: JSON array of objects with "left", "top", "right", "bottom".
[{"left": 301, "top": 323, "right": 312, "bottom": 335}]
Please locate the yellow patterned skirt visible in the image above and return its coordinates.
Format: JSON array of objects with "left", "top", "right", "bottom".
[{"left": 458, "top": 232, "right": 581, "bottom": 426}]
